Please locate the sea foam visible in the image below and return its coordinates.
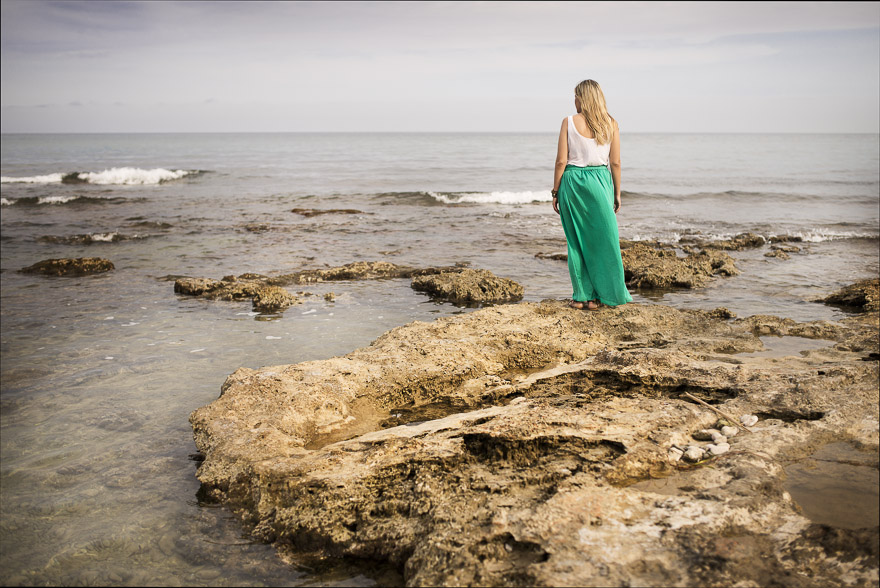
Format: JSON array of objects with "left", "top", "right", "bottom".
[
  {"left": 428, "top": 190, "right": 552, "bottom": 204},
  {"left": 1, "top": 167, "right": 196, "bottom": 185}
]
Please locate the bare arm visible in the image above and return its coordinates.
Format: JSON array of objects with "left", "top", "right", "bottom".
[
  {"left": 552, "top": 117, "right": 567, "bottom": 214},
  {"left": 609, "top": 119, "right": 621, "bottom": 213}
]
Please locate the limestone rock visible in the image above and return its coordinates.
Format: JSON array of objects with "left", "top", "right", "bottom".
[
  {"left": 621, "top": 244, "right": 739, "bottom": 289},
  {"left": 189, "top": 301, "right": 879, "bottom": 587},
  {"left": 18, "top": 257, "right": 115, "bottom": 276},
  {"left": 411, "top": 268, "right": 524, "bottom": 304},
  {"left": 252, "top": 286, "right": 300, "bottom": 313},
  {"left": 820, "top": 279, "right": 880, "bottom": 312}
]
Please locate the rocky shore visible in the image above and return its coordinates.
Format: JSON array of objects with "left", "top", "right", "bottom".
[
  {"left": 190, "top": 282, "right": 879, "bottom": 587},
  {"left": 172, "top": 262, "right": 524, "bottom": 310}
]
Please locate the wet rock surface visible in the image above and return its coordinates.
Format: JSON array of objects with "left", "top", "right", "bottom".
[
  {"left": 620, "top": 242, "right": 740, "bottom": 289},
  {"left": 18, "top": 257, "right": 115, "bottom": 276},
  {"left": 190, "top": 296, "right": 879, "bottom": 587},
  {"left": 291, "top": 208, "right": 369, "bottom": 217},
  {"left": 173, "top": 261, "right": 468, "bottom": 311},
  {"left": 536, "top": 239, "right": 742, "bottom": 290},
  {"left": 411, "top": 269, "right": 524, "bottom": 304},
  {"left": 820, "top": 278, "right": 880, "bottom": 312}
]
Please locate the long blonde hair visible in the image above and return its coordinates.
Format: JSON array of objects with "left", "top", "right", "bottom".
[{"left": 574, "top": 79, "right": 613, "bottom": 145}]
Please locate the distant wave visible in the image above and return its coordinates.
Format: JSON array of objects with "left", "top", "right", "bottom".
[
  {"left": 0, "top": 195, "right": 128, "bottom": 206},
  {"left": 428, "top": 190, "right": 552, "bottom": 205},
  {"left": 629, "top": 229, "right": 878, "bottom": 244},
  {"left": 37, "top": 231, "right": 148, "bottom": 245},
  {"left": 1, "top": 167, "right": 205, "bottom": 185}
]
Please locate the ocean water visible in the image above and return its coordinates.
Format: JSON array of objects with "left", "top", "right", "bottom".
[{"left": 1, "top": 132, "right": 878, "bottom": 586}]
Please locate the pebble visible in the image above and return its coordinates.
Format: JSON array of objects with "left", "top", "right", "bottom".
[
  {"left": 740, "top": 414, "right": 758, "bottom": 427},
  {"left": 683, "top": 446, "right": 705, "bottom": 463},
  {"left": 706, "top": 443, "right": 730, "bottom": 456},
  {"left": 692, "top": 428, "right": 720, "bottom": 441},
  {"left": 668, "top": 447, "right": 684, "bottom": 462},
  {"left": 720, "top": 425, "right": 738, "bottom": 437},
  {"left": 710, "top": 433, "right": 727, "bottom": 444}
]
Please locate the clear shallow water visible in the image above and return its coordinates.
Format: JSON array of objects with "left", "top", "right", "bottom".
[{"left": 1, "top": 132, "right": 878, "bottom": 586}]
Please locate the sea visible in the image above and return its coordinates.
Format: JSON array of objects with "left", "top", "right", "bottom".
[{"left": 1, "top": 132, "right": 878, "bottom": 586}]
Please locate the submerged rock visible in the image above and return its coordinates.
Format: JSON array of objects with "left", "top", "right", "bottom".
[
  {"left": 291, "top": 208, "right": 367, "bottom": 217},
  {"left": 820, "top": 279, "right": 880, "bottom": 312},
  {"left": 190, "top": 300, "right": 878, "bottom": 587},
  {"left": 18, "top": 257, "right": 115, "bottom": 276},
  {"left": 411, "top": 268, "right": 524, "bottom": 304}
]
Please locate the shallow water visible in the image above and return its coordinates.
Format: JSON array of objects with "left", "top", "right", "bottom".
[
  {"left": 784, "top": 442, "right": 880, "bottom": 530},
  {"left": 1, "top": 132, "right": 878, "bottom": 585}
]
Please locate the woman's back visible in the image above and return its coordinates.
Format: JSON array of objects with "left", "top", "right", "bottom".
[{"left": 567, "top": 114, "right": 611, "bottom": 167}]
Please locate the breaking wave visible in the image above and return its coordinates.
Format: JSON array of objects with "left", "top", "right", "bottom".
[
  {"left": 427, "top": 190, "right": 551, "bottom": 204},
  {"left": 1, "top": 168, "right": 205, "bottom": 185},
  {"left": 0, "top": 195, "right": 128, "bottom": 206}
]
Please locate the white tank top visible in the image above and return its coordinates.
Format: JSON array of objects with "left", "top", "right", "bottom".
[{"left": 567, "top": 115, "right": 611, "bottom": 167}]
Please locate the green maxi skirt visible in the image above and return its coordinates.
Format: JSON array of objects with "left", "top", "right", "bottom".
[{"left": 558, "top": 164, "right": 633, "bottom": 306}]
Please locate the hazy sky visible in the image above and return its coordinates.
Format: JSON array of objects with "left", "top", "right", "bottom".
[{"left": 2, "top": 1, "right": 879, "bottom": 133}]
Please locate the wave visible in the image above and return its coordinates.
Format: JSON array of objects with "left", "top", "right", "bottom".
[
  {"left": 37, "top": 231, "right": 149, "bottom": 245},
  {"left": 1, "top": 167, "right": 205, "bottom": 185},
  {"left": 0, "top": 195, "right": 128, "bottom": 206},
  {"left": 427, "top": 190, "right": 552, "bottom": 205},
  {"left": 628, "top": 228, "right": 878, "bottom": 244}
]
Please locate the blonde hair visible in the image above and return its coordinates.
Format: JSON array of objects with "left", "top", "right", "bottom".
[{"left": 574, "top": 79, "right": 614, "bottom": 145}]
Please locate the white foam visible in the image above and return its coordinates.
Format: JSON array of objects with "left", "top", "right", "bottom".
[
  {"left": 89, "top": 232, "right": 119, "bottom": 242},
  {"left": 777, "top": 230, "right": 877, "bottom": 243},
  {"left": 76, "top": 167, "right": 192, "bottom": 185},
  {"left": 37, "top": 195, "right": 82, "bottom": 205},
  {"left": 428, "top": 190, "right": 552, "bottom": 205},
  {"left": 1, "top": 173, "right": 65, "bottom": 184},
  {"left": 0, "top": 198, "right": 12, "bottom": 206},
  {"left": 1, "top": 168, "right": 193, "bottom": 185}
]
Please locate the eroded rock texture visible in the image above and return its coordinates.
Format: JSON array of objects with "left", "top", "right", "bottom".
[
  {"left": 173, "top": 261, "right": 470, "bottom": 312},
  {"left": 820, "top": 279, "right": 880, "bottom": 312},
  {"left": 191, "top": 299, "right": 879, "bottom": 587},
  {"left": 18, "top": 257, "right": 115, "bottom": 276},
  {"left": 411, "top": 269, "right": 525, "bottom": 304}
]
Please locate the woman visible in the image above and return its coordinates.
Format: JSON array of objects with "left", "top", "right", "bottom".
[{"left": 552, "top": 79, "right": 632, "bottom": 310}]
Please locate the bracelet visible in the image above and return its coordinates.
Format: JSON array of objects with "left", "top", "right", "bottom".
[{"left": 551, "top": 189, "right": 558, "bottom": 197}]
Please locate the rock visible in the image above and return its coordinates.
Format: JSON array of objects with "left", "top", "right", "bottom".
[
  {"left": 720, "top": 425, "right": 738, "bottom": 438},
  {"left": 819, "top": 279, "right": 880, "bottom": 312},
  {"left": 692, "top": 429, "right": 720, "bottom": 441},
  {"left": 771, "top": 244, "right": 801, "bottom": 253},
  {"left": 535, "top": 252, "right": 569, "bottom": 261},
  {"left": 621, "top": 243, "right": 740, "bottom": 289},
  {"left": 172, "top": 261, "right": 465, "bottom": 311},
  {"left": 706, "top": 442, "right": 730, "bottom": 455},
  {"left": 324, "top": 292, "right": 336, "bottom": 302},
  {"left": 18, "top": 257, "right": 115, "bottom": 276},
  {"left": 741, "top": 414, "right": 759, "bottom": 427},
  {"left": 668, "top": 447, "right": 684, "bottom": 462},
  {"left": 769, "top": 235, "right": 804, "bottom": 243},
  {"left": 252, "top": 286, "right": 300, "bottom": 313},
  {"left": 291, "top": 208, "right": 368, "bottom": 217},
  {"left": 764, "top": 250, "right": 790, "bottom": 260},
  {"left": 685, "top": 232, "right": 766, "bottom": 251},
  {"left": 683, "top": 446, "right": 706, "bottom": 462},
  {"left": 411, "top": 268, "right": 524, "bottom": 304},
  {"left": 174, "top": 277, "right": 223, "bottom": 296},
  {"left": 710, "top": 433, "right": 727, "bottom": 444},
  {"left": 190, "top": 301, "right": 880, "bottom": 587}
]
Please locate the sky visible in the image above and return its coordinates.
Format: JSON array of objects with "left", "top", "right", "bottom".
[{"left": 1, "top": 1, "right": 878, "bottom": 133}]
